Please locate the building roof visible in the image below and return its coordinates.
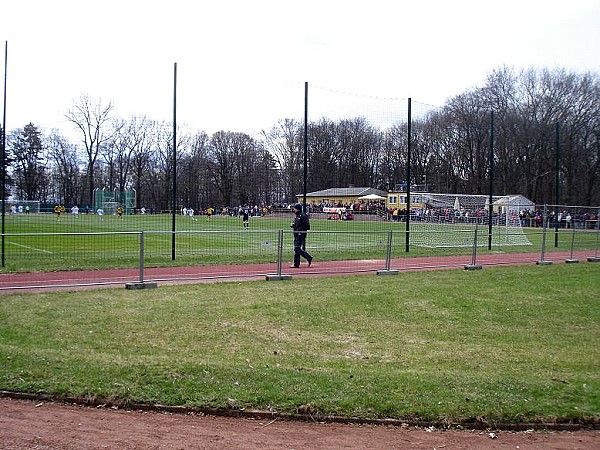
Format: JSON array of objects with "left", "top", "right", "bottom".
[
  {"left": 412, "top": 192, "right": 534, "bottom": 210},
  {"left": 301, "top": 187, "right": 387, "bottom": 198}
]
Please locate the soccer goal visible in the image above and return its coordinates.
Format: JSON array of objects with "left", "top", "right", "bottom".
[
  {"left": 93, "top": 188, "right": 136, "bottom": 215},
  {"left": 408, "top": 193, "right": 533, "bottom": 248}
]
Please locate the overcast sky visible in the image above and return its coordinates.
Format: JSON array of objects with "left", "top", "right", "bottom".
[{"left": 2, "top": 0, "right": 599, "bottom": 138}]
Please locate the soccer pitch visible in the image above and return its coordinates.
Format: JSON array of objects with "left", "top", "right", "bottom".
[{"left": 2, "top": 213, "right": 396, "bottom": 272}]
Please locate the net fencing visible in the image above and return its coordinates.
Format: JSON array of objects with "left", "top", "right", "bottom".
[{"left": 406, "top": 193, "right": 533, "bottom": 248}]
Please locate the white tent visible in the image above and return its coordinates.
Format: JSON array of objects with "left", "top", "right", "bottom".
[
  {"left": 493, "top": 194, "right": 535, "bottom": 213},
  {"left": 358, "top": 193, "right": 385, "bottom": 200},
  {"left": 453, "top": 197, "right": 461, "bottom": 211}
]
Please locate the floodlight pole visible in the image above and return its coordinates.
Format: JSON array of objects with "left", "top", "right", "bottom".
[
  {"left": 488, "top": 111, "right": 494, "bottom": 250},
  {"left": 405, "top": 98, "right": 411, "bottom": 253},
  {"left": 302, "top": 82, "right": 308, "bottom": 210},
  {"left": 1, "top": 41, "right": 7, "bottom": 268},
  {"left": 554, "top": 122, "right": 560, "bottom": 247},
  {"left": 171, "top": 62, "right": 177, "bottom": 260}
]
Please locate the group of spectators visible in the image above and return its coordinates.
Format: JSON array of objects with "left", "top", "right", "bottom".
[
  {"left": 519, "top": 209, "right": 598, "bottom": 229},
  {"left": 41, "top": 200, "right": 598, "bottom": 231},
  {"left": 387, "top": 207, "right": 491, "bottom": 223},
  {"left": 314, "top": 200, "right": 386, "bottom": 213},
  {"left": 182, "top": 201, "right": 388, "bottom": 218},
  {"left": 384, "top": 206, "right": 598, "bottom": 229}
]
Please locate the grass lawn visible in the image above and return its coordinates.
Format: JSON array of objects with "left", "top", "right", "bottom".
[
  {"left": 1, "top": 263, "right": 598, "bottom": 424},
  {"left": 2, "top": 212, "right": 598, "bottom": 272}
]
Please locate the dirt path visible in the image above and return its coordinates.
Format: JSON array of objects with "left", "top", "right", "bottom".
[{"left": 1, "top": 398, "right": 597, "bottom": 449}]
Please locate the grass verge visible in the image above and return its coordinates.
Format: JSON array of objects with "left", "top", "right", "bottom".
[{"left": 1, "top": 263, "right": 598, "bottom": 424}]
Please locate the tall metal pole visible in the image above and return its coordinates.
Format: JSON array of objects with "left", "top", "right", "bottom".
[
  {"left": 302, "top": 82, "right": 308, "bottom": 211},
  {"left": 488, "top": 111, "right": 494, "bottom": 250},
  {"left": 405, "top": 98, "right": 411, "bottom": 252},
  {"left": 554, "top": 122, "right": 560, "bottom": 247},
  {"left": 1, "top": 41, "right": 7, "bottom": 268},
  {"left": 171, "top": 62, "right": 177, "bottom": 260}
]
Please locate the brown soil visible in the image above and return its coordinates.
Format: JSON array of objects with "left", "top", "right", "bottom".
[{"left": 1, "top": 398, "right": 598, "bottom": 449}]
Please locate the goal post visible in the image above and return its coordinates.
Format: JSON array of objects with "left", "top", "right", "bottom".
[
  {"left": 407, "top": 192, "right": 533, "bottom": 248},
  {"left": 93, "top": 188, "right": 137, "bottom": 214}
]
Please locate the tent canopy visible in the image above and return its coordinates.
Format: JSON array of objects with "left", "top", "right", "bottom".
[
  {"left": 358, "top": 193, "right": 385, "bottom": 200},
  {"left": 453, "top": 197, "right": 461, "bottom": 210},
  {"left": 493, "top": 194, "right": 535, "bottom": 212}
]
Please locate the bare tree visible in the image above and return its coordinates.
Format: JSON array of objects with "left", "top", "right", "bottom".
[
  {"left": 380, "top": 123, "right": 407, "bottom": 191},
  {"left": 207, "top": 131, "right": 259, "bottom": 206},
  {"left": 150, "top": 123, "right": 192, "bottom": 211},
  {"left": 254, "top": 147, "right": 279, "bottom": 205},
  {"left": 46, "top": 131, "right": 82, "bottom": 206},
  {"left": 337, "top": 118, "right": 382, "bottom": 188},
  {"left": 126, "top": 116, "right": 157, "bottom": 210},
  {"left": 553, "top": 71, "right": 600, "bottom": 205},
  {"left": 65, "top": 94, "right": 114, "bottom": 205},
  {"left": 179, "top": 130, "right": 210, "bottom": 209},
  {"left": 23, "top": 67, "right": 599, "bottom": 208},
  {"left": 307, "top": 118, "right": 338, "bottom": 191},
  {"left": 263, "top": 118, "right": 303, "bottom": 202}
]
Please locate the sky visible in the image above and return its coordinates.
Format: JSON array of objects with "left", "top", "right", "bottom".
[{"left": 2, "top": 0, "right": 599, "bottom": 139}]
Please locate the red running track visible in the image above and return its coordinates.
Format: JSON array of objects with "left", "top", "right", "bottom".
[{"left": 0, "top": 251, "right": 596, "bottom": 293}]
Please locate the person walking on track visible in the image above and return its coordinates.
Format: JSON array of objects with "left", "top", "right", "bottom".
[{"left": 290, "top": 203, "right": 313, "bottom": 268}]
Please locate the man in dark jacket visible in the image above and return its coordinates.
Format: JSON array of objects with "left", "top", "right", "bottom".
[{"left": 291, "top": 203, "right": 313, "bottom": 268}]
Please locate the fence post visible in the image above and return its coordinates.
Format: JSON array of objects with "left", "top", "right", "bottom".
[
  {"left": 125, "top": 231, "right": 157, "bottom": 289},
  {"left": 537, "top": 204, "right": 553, "bottom": 265},
  {"left": 266, "top": 229, "right": 292, "bottom": 281},
  {"left": 589, "top": 207, "right": 600, "bottom": 263},
  {"left": 139, "top": 230, "right": 145, "bottom": 282},
  {"left": 377, "top": 230, "right": 398, "bottom": 275},
  {"left": 565, "top": 224, "right": 579, "bottom": 263},
  {"left": 465, "top": 224, "right": 483, "bottom": 270}
]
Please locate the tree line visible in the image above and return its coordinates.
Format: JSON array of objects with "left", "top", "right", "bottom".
[{"left": 3, "top": 66, "right": 599, "bottom": 210}]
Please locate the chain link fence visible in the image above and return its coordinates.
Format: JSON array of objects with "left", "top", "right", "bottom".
[{"left": 0, "top": 204, "right": 598, "bottom": 291}]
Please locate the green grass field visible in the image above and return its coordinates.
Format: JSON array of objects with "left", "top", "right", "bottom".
[
  {"left": 1, "top": 212, "right": 598, "bottom": 272},
  {"left": 1, "top": 263, "right": 598, "bottom": 424}
]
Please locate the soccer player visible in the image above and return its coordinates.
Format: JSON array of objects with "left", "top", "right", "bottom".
[
  {"left": 242, "top": 208, "right": 249, "bottom": 228},
  {"left": 54, "top": 204, "right": 65, "bottom": 221}
]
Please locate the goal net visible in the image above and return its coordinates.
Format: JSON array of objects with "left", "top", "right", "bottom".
[
  {"left": 93, "top": 188, "right": 136, "bottom": 215},
  {"left": 408, "top": 193, "right": 532, "bottom": 248},
  {"left": 100, "top": 202, "right": 118, "bottom": 215}
]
